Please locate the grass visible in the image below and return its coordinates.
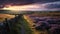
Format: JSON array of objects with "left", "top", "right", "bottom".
[
  {"left": 18, "top": 15, "right": 33, "bottom": 34},
  {"left": 9, "top": 15, "right": 33, "bottom": 34}
]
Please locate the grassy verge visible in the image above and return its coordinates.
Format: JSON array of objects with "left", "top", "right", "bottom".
[
  {"left": 9, "top": 14, "right": 32, "bottom": 34},
  {"left": 18, "top": 15, "right": 33, "bottom": 34}
]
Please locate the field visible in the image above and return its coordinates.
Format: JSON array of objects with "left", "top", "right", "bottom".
[{"left": 0, "top": 11, "right": 60, "bottom": 34}]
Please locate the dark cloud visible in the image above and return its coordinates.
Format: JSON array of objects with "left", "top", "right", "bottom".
[
  {"left": 34, "top": 0, "right": 60, "bottom": 3},
  {"left": 0, "top": 0, "right": 34, "bottom": 8},
  {"left": 45, "top": 1, "right": 60, "bottom": 9},
  {"left": 47, "top": 4, "right": 60, "bottom": 8},
  {"left": 0, "top": 0, "right": 34, "bottom": 5},
  {"left": 0, "top": 0, "right": 60, "bottom": 5}
]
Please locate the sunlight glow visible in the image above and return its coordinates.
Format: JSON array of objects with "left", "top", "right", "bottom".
[{"left": 2, "top": 4, "right": 45, "bottom": 11}]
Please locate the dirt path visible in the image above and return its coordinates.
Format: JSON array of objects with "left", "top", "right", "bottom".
[{"left": 23, "top": 15, "right": 40, "bottom": 34}]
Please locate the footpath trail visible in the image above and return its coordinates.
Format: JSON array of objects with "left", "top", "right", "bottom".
[
  {"left": 23, "top": 15, "right": 48, "bottom": 34},
  {"left": 23, "top": 15, "right": 40, "bottom": 34}
]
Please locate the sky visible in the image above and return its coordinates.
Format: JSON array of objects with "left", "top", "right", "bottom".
[
  {"left": 0, "top": 0, "right": 60, "bottom": 11},
  {"left": 0, "top": 0, "right": 60, "bottom": 22}
]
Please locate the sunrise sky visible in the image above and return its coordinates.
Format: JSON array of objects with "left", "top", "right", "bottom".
[{"left": 0, "top": 0, "right": 60, "bottom": 11}]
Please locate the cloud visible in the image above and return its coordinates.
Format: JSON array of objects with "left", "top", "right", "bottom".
[
  {"left": 0, "top": 0, "right": 34, "bottom": 5},
  {"left": 0, "top": 0, "right": 60, "bottom": 5},
  {"left": 1, "top": 1, "right": 60, "bottom": 11},
  {"left": 33, "top": 0, "right": 60, "bottom": 3},
  {"left": 24, "top": 1, "right": 60, "bottom": 11},
  {"left": 42, "top": 1, "right": 60, "bottom": 9}
]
